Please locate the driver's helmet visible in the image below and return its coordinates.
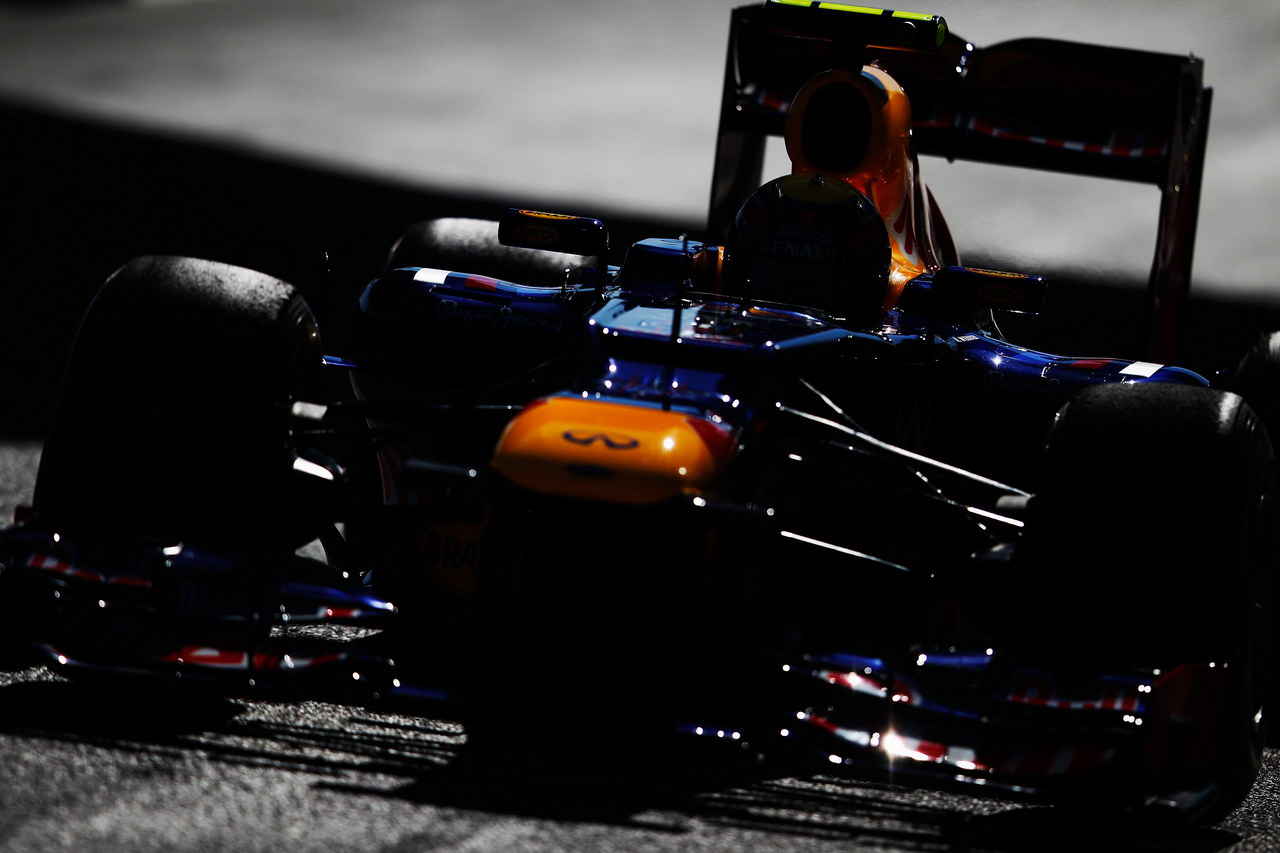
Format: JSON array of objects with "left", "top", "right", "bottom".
[{"left": 726, "top": 173, "right": 890, "bottom": 327}]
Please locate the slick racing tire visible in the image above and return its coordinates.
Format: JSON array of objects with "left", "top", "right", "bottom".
[
  {"left": 386, "top": 218, "right": 593, "bottom": 286},
  {"left": 1018, "top": 382, "right": 1277, "bottom": 822},
  {"left": 34, "top": 256, "right": 324, "bottom": 549},
  {"left": 1234, "top": 330, "right": 1280, "bottom": 452}
]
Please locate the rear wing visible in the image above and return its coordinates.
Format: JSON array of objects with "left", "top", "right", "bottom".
[{"left": 708, "top": 2, "right": 1211, "bottom": 360}]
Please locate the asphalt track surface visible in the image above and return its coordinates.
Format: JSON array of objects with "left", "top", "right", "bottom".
[{"left": 3, "top": 1, "right": 1280, "bottom": 851}]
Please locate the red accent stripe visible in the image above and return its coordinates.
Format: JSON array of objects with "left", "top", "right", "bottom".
[
  {"left": 969, "top": 117, "right": 995, "bottom": 135},
  {"left": 108, "top": 576, "right": 154, "bottom": 588},
  {"left": 806, "top": 715, "right": 839, "bottom": 735},
  {"left": 916, "top": 740, "right": 947, "bottom": 761},
  {"left": 684, "top": 416, "right": 736, "bottom": 462},
  {"left": 1067, "top": 358, "right": 1112, "bottom": 370},
  {"left": 464, "top": 274, "right": 498, "bottom": 291},
  {"left": 965, "top": 117, "right": 1165, "bottom": 160},
  {"left": 1110, "top": 129, "right": 1136, "bottom": 157},
  {"left": 760, "top": 92, "right": 788, "bottom": 111}
]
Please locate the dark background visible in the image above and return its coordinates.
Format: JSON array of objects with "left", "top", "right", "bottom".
[{"left": 0, "top": 99, "right": 686, "bottom": 429}]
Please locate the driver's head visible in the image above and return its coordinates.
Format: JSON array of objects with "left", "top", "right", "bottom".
[{"left": 726, "top": 173, "right": 890, "bottom": 326}]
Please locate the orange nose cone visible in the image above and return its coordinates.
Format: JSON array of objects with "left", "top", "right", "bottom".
[{"left": 492, "top": 397, "right": 729, "bottom": 504}]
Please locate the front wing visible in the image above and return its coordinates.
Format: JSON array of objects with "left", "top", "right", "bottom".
[{"left": 0, "top": 526, "right": 1237, "bottom": 822}]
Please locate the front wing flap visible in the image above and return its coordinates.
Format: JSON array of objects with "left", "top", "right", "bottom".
[
  {"left": 1, "top": 529, "right": 396, "bottom": 694},
  {"left": 678, "top": 646, "right": 1239, "bottom": 821}
]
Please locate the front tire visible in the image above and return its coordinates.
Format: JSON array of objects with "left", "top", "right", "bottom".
[
  {"left": 1017, "top": 382, "right": 1277, "bottom": 821},
  {"left": 34, "top": 256, "right": 324, "bottom": 548}
]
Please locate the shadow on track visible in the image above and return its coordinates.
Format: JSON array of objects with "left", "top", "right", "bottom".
[{"left": 0, "top": 669, "right": 1241, "bottom": 852}]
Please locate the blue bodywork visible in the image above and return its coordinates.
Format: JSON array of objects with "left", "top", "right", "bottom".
[{"left": 357, "top": 236, "right": 1205, "bottom": 488}]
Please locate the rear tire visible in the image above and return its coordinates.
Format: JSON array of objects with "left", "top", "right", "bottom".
[
  {"left": 34, "top": 256, "right": 324, "bottom": 549},
  {"left": 1234, "top": 330, "right": 1280, "bottom": 450}
]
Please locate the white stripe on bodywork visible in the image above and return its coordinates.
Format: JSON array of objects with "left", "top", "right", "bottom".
[
  {"left": 413, "top": 267, "right": 450, "bottom": 284},
  {"left": 1119, "top": 361, "right": 1163, "bottom": 377}
]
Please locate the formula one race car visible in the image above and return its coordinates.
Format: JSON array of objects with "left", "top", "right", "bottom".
[{"left": 1, "top": 0, "right": 1274, "bottom": 827}]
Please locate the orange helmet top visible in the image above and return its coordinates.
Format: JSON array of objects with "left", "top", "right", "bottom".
[{"left": 785, "top": 67, "right": 944, "bottom": 304}]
